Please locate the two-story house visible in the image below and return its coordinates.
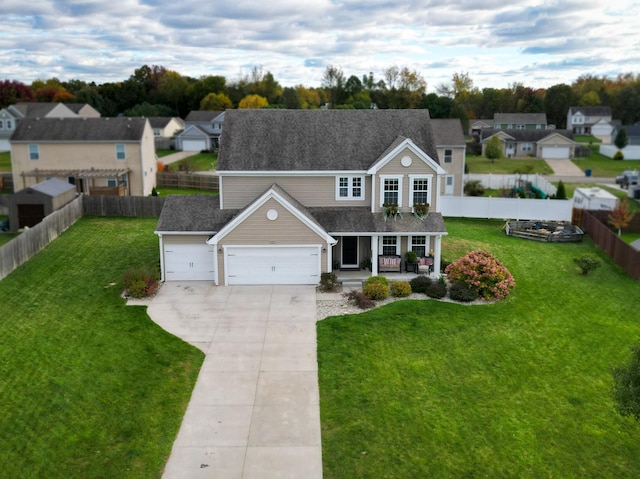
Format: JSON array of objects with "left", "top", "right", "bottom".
[
  {"left": 155, "top": 109, "right": 461, "bottom": 286},
  {"left": 10, "top": 117, "right": 157, "bottom": 196},
  {"left": 176, "top": 110, "right": 225, "bottom": 151},
  {"left": 0, "top": 102, "right": 100, "bottom": 151},
  {"left": 567, "top": 106, "right": 613, "bottom": 141},
  {"left": 148, "top": 117, "right": 184, "bottom": 150},
  {"left": 493, "top": 113, "right": 549, "bottom": 130}
]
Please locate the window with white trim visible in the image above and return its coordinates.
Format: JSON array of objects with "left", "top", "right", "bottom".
[
  {"left": 444, "top": 149, "right": 452, "bottom": 163},
  {"left": 29, "top": 144, "right": 39, "bottom": 160},
  {"left": 516, "top": 124, "right": 525, "bottom": 130},
  {"left": 410, "top": 236, "right": 427, "bottom": 257},
  {"left": 116, "top": 144, "right": 126, "bottom": 160},
  {"left": 153, "top": 129, "right": 161, "bottom": 136},
  {"left": 410, "top": 176, "right": 430, "bottom": 206},
  {"left": 0, "top": 120, "right": 3, "bottom": 129},
  {"left": 6, "top": 119, "right": 11, "bottom": 129},
  {"left": 382, "top": 177, "right": 400, "bottom": 205},
  {"left": 382, "top": 236, "right": 398, "bottom": 255},
  {"left": 336, "top": 175, "right": 364, "bottom": 200},
  {"left": 106, "top": 178, "right": 118, "bottom": 187},
  {"left": 522, "top": 143, "right": 533, "bottom": 152}
]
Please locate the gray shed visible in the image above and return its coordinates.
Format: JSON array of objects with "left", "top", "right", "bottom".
[{"left": 8, "top": 178, "right": 76, "bottom": 231}]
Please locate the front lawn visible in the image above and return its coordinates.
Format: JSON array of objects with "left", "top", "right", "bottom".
[
  {"left": 318, "top": 218, "right": 640, "bottom": 478},
  {"left": 466, "top": 155, "right": 551, "bottom": 174},
  {"left": 0, "top": 217, "right": 204, "bottom": 478},
  {"left": 0, "top": 151, "right": 11, "bottom": 171},
  {"left": 571, "top": 149, "right": 640, "bottom": 177}
]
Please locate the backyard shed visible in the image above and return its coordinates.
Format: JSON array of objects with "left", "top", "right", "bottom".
[
  {"left": 572, "top": 187, "right": 618, "bottom": 211},
  {"left": 8, "top": 178, "right": 76, "bottom": 231}
]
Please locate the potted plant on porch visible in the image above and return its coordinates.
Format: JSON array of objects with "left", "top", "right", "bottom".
[
  {"left": 413, "top": 202, "right": 429, "bottom": 219},
  {"left": 405, "top": 250, "right": 418, "bottom": 273},
  {"left": 383, "top": 203, "right": 402, "bottom": 221}
]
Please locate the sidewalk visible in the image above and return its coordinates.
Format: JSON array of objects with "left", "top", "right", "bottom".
[{"left": 159, "top": 151, "right": 197, "bottom": 165}]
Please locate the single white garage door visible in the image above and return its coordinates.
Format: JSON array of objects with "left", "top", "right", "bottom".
[
  {"left": 226, "top": 246, "right": 320, "bottom": 285},
  {"left": 182, "top": 139, "right": 207, "bottom": 152},
  {"left": 542, "top": 147, "right": 570, "bottom": 159},
  {"left": 164, "top": 243, "right": 216, "bottom": 281}
]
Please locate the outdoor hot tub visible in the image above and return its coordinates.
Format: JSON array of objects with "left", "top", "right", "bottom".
[{"left": 504, "top": 220, "right": 584, "bottom": 243}]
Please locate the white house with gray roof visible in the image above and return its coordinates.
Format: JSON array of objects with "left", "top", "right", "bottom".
[{"left": 155, "top": 109, "right": 465, "bottom": 286}]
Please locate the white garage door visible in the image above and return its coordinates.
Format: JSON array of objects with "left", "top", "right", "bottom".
[
  {"left": 182, "top": 139, "right": 207, "bottom": 152},
  {"left": 226, "top": 246, "right": 320, "bottom": 285},
  {"left": 164, "top": 243, "right": 216, "bottom": 281},
  {"left": 542, "top": 147, "right": 570, "bottom": 159}
]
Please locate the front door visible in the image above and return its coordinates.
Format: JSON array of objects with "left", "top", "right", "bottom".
[
  {"left": 445, "top": 175, "right": 454, "bottom": 195},
  {"left": 341, "top": 236, "right": 358, "bottom": 267}
]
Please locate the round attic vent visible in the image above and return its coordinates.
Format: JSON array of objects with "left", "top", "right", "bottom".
[
  {"left": 267, "top": 209, "right": 279, "bottom": 221},
  {"left": 401, "top": 156, "right": 412, "bottom": 167}
]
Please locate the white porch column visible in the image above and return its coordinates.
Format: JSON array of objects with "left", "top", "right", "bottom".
[
  {"left": 433, "top": 234, "right": 443, "bottom": 278},
  {"left": 371, "top": 235, "right": 379, "bottom": 275},
  {"left": 327, "top": 243, "right": 333, "bottom": 273}
]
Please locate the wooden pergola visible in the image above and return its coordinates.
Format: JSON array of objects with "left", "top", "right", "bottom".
[{"left": 21, "top": 168, "right": 131, "bottom": 196}]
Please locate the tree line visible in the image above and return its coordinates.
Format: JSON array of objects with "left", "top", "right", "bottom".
[{"left": 2, "top": 65, "right": 640, "bottom": 130}]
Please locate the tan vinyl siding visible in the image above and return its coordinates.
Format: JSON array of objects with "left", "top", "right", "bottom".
[
  {"left": 222, "top": 198, "right": 326, "bottom": 245},
  {"left": 222, "top": 175, "right": 371, "bottom": 209},
  {"left": 437, "top": 146, "right": 464, "bottom": 196},
  {"left": 374, "top": 149, "right": 439, "bottom": 212},
  {"left": 163, "top": 234, "right": 211, "bottom": 246}
]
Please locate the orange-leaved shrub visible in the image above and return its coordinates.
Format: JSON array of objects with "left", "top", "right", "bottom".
[{"left": 444, "top": 249, "right": 515, "bottom": 300}]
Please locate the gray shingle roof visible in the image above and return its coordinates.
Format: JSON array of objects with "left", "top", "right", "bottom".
[
  {"left": 155, "top": 195, "right": 238, "bottom": 232},
  {"left": 481, "top": 129, "right": 574, "bottom": 142},
  {"left": 569, "top": 106, "right": 612, "bottom": 117},
  {"left": 431, "top": 118, "right": 465, "bottom": 145},
  {"left": 494, "top": 113, "right": 547, "bottom": 125},
  {"left": 308, "top": 207, "right": 447, "bottom": 233},
  {"left": 185, "top": 111, "right": 223, "bottom": 123},
  {"left": 27, "top": 178, "right": 75, "bottom": 197},
  {"left": 11, "top": 102, "right": 61, "bottom": 118},
  {"left": 10, "top": 117, "right": 148, "bottom": 142},
  {"left": 217, "top": 109, "right": 439, "bottom": 171},
  {"left": 148, "top": 117, "right": 182, "bottom": 128}
]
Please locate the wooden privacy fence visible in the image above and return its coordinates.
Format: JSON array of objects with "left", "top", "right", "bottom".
[
  {"left": 156, "top": 171, "right": 219, "bottom": 191},
  {"left": 1, "top": 173, "right": 13, "bottom": 192},
  {"left": 580, "top": 210, "right": 640, "bottom": 280},
  {"left": 82, "top": 195, "right": 165, "bottom": 217},
  {"left": 0, "top": 196, "right": 83, "bottom": 280}
]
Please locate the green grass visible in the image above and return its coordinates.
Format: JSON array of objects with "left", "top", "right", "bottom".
[
  {"left": 574, "top": 134, "right": 602, "bottom": 144},
  {"left": 0, "top": 217, "right": 204, "bottom": 478},
  {"left": 466, "top": 155, "right": 552, "bottom": 174},
  {"left": 0, "top": 232, "right": 19, "bottom": 246},
  {"left": 318, "top": 218, "right": 640, "bottom": 478},
  {"left": 0, "top": 151, "right": 11, "bottom": 171},
  {"left": 620, "top": 232, "right": 640, "bottom": 244},
  {"left": 155, "top": 149, "right": 176, "bottom": 158},
  {"left": 163, "top": 152, "right": 217, "bottom": 172},
  {"left": 571, "top": 149, "right": 640, "bottom": 177}
]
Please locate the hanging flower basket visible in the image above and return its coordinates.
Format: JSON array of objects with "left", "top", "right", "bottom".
[
  {"left": 382, "top": 203, "right": 402, "bottom": 221},
  {"left": 413, "top": 203, "right": 430, "bottom": 219}
]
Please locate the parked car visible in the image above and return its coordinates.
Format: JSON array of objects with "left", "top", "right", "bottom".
[{"left": 615, "top": 170, "right": 639, "bottom": 189}]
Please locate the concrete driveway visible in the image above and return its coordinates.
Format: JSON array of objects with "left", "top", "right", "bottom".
[{"left": 147, "top": 282, "right": 322, "bottom": 479}]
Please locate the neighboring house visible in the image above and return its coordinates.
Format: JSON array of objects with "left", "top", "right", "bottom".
[
  {"left": 493, "top": 113, "right": 549, "bottom": 130},
  {"left": 155, "top": 109, "right": 457, "bottom": 286},
  {"left": 480, "top": 129, "right": 577, "bottom": 159},
  {"left": 469, "top": 119, "right": 493, "bottom": 137},
  {"left": 7, "top": 178, "right": 76, "bottom": 232},
  {"left": 176, "top": 110, "right": 225, "bottom": 151},
  {"left": 10, "top": 117, "right": 156, "bottom": 196},
  {"left": 611, "top": 125, "right": 640, "bottom": 145},
  {"left": 0, "top": 102, "right": 100, "bottom": 151},
  {"left": 567, "top": 106, "right": 613, "bottom": 140},
  {"left": 148, "top": 117, "right": 184, "bottom": 149},
  {"left": 431, "top": 118, "right": 466, "bottom": 196}
]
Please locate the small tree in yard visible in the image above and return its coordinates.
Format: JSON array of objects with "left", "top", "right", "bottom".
[
  {"left": 485, "top": 136, "right": 503, "bottom": 163},
  {"left": 573, "top": 254, "right": 601, "bottom": 275},
  {"left": 613, "top": 340, "right": 640, "bottom": 420},
  {"left": 555, "top": 180, "right": 567, "bottom": 199},
  {"left": 609, "top": 197, "right": 635, "bottom": 236},
  {"left": 445, "top": 249, "right": 515, "bottom": 300},
  {"left": 615, "top": 127, "right": 629, "bottom": 150}
]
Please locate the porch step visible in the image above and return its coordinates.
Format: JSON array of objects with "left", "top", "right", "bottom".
[{"left": 341, "top": 280, "right": 363, "bottom": 291}]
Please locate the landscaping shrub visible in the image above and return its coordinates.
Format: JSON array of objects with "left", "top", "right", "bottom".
[
  {"left": 363, "top": 282, "right": 389, "bottom": 300},
  {"left": 409, "top": 275, "right": 432, "bottom": 293},
  {"left": 573, "top": 254, "right": 601, "bottom": 276},
  {"left": 365, "top": 275, "right": 389, "bottom": 287},
  {"left": 343, "top": 289, "right": 375, "bottom": 310},
  {"left": 613, "top": 150, "right": 624, "bottom": 161},
  {"left": 464, "top": 179, "right": 485, "bottom": 197},
  {"left": 122, "top": 268, "right": 160, "bottom": 298},
  {"left": 445, "top": 249, "right": 515, "bottom": 300},
  {"left": 449, "top": 281, "right": 479, "bottom": 302},
  {"left": 390, "top": 281, "right": 412, "bottom": 297},
  {"left": 613, "top": 340, "right": 640, "bottom": 420},
  {"left": 319, "top": 272, "right": 339, "bottom": 292},
  {"left": 425, "top": 282, "right": 447, "bottom": 299}
]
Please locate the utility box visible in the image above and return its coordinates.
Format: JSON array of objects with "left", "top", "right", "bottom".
[{"left": 572, "top": 187, "right": 618, "bottom": 211}]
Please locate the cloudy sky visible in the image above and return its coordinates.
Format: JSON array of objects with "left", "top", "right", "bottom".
[{"left": 2, "top": 0, "right": 640, "bottom": 92}]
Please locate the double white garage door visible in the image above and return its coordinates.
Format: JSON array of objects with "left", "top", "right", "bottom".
[
  {"left": 541, "top": 146, "right": 570, "bottom": 159},
  {"left": 181, "top": 139, "right": 208, "bottom": 152},
  {"left": 164, "top": 243, "right": 320, "bottom": 285}
]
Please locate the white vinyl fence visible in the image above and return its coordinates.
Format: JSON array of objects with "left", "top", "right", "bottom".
[
  {"left": 440, "top": 196, "right": 573, "bottom": 221},
  {"left": 600, "top": 144, "right": 640, "bottom": 160},
  {"left": 465, "top": 174, "right": 557, "bottom": 196}
]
